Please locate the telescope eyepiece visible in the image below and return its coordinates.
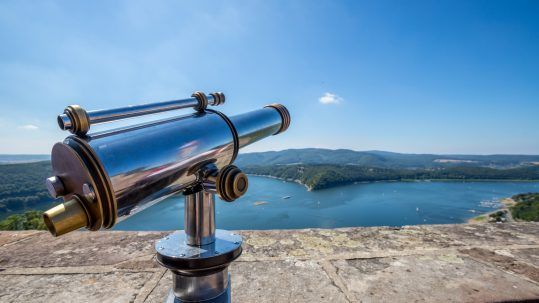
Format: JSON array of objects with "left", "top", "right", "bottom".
[{"left": 43, "top": 196, "right": 89, "bottom": 237}]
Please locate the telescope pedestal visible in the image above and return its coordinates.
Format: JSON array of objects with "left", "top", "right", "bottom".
[{"left": 155, "top": 190, "right": 242, "bottom": 303}]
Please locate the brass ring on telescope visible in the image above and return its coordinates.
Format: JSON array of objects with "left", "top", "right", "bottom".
[
  {"left": 64, "top": 105, "right": 90, "bottom": 136},
  {"left": 192, "top": 91, "right": 208, "bottom": 112},
  {"left": 264, "top": 104, "right": 291, "bottom": 135},
  {"left": 210, "top": 92, "right": 225, "bottom": 105}
]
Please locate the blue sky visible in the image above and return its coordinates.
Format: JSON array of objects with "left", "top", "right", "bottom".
[{"left": 0, "top": 1, "right": 538, "bottom": 154}]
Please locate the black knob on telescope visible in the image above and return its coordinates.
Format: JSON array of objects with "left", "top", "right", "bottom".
[{"left": 216, "top": 165, "right": 248, "bottom": 202}]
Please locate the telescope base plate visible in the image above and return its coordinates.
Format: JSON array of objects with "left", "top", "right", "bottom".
[
  {"left": 156, "top": 230, "right": 242, "bottom": 272},
  {"left": 156, "top": 230, "right": 239, "bottom": 302}
]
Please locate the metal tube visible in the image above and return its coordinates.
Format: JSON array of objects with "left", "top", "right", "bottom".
[
  {"left": 229, "top": 106, "right": 287, "bottom": 148},
  {"left": 44, "top": 104, "right": 290, "bottom": 235},
  {"left": 184, "top": 191, "right": 216, "bottom": 246},
  {"left": 58, "top": 94, "right": 222, "bottom": 131}
]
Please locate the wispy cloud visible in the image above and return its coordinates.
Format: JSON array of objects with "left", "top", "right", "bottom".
[
  {"left": 19, "top": 124, "right": 39, "bottom": 130},
  {"left": 319, "top": 92, "right": 342, "bottom": 105}
]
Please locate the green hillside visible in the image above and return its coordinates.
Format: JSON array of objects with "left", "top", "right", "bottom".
[
  {"left": 244, "top": 164, "right": 539, "bottom": 190},
  {"left": 0, "top": 161, "right": 57, "bottom": 220},
  {"left": 236, "top": 148, "right": 539, "bottom": 169},
  {"left": 511, "top": 193, "right": 539, "bottom": 221}
]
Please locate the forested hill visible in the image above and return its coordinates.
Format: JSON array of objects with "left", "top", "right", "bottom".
[
  {"left": 244, "top": 164, "right": 539, "bottom": 190},
  {"left": 0, "top": 161, "right": 57, "bottom": 220},
  {"left": 236, "top": 149, "right": 539, "bottom": 169}
]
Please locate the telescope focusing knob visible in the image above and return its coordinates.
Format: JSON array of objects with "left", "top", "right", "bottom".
[{"left": 216, "top": 165, "right": 248, "bottom": 202}]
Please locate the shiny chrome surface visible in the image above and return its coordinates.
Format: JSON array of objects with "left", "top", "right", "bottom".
[
  {"left": 82, "top": 111, "right": 236, "bottom": 220},
  {"left": 58, "top": 94, "right": 221, "bottom": 131},
  {"left": 46, "top": 104, "right": 289, "bottom": 231},
  {"left": 228, "top": 107, "right": 283, "bottom": 148},
  {"left": 165, "top": 284, "right": 230, "bottom": 303},
  {"left": 184, "top": 191, "right": 216, "bottom": 246},
  {"left": 171, "top": 270, "right": 229, "bottom": 302}
]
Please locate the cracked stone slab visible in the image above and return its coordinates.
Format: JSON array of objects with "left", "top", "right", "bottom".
[
  {"left": 510, "top": 248, "right": 539, "bottom": 267},
  {"left": 0, "top": 231, "right": 167, "bottom": 268},
  {"left": 460, "top": 247, "right": 539, "bottom": 283},
  {"left": 433, "top": 223, "right": 539, "bottom": 247},
  {"left": 145, "top": 261, "right": 348, "bottom": 303},
  {"left": 332, "top": 254, "right": 539, "bottom": 303},
  {"left": 0, "top": 231, "right": 40, "bottom": 247},
  {"left": 0, "top": 272, "right": 153, "bottom": 303}
]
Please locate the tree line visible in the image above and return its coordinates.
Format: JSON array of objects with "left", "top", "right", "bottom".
[{"left": 244, "top": 164, "right": 539, "bottom": 190}]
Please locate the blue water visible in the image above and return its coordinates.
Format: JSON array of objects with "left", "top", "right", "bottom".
[{"left": 114, "top": 176, "right": 539, "bottom": 230}]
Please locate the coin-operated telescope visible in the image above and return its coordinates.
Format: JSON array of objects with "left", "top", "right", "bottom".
[{"left": 43, "top": 91, "right": 290, "bottom": 302}]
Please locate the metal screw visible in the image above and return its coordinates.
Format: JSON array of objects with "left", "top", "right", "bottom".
[
  {"left": 214, "top": 251, "right": 220, "bottom": 255},
  {"left": 46, "top": 176, "right": 65, "bottom": 199},
  {"left": 159, "top": 246, "right": 164, "bottom": 250},
  {"left": 82, "top": 183, "right": 96, "bottom": 202},
  {"left": 234, "top": 241, "right": 240, "bottom": 245}
]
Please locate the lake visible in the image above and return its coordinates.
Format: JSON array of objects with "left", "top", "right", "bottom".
[{"left": 114, "top": 176, "right": 539, "bottom": 230}]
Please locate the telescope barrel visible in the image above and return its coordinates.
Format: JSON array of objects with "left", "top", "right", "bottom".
[
  {"left": 44, "top": 104, "right": 290, "bottom": 236},
  {"left": 57, "top": 92, "right": 225, "bottom": 135}
]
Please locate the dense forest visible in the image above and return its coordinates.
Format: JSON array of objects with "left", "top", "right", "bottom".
[
  {"left": 511, "top": 193, "right": 539, "bottom": 221},
  {"left": 244, "top": 164, "right": 539, "bottom": 190},
  {"left": 0, "top": 211, "right": 46, "bottom": 230},
  {"left": 0, "top": 161, "right": 57, "bottom": 220}
]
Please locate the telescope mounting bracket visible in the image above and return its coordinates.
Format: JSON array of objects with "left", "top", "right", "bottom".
[{"left": 155, "top": 164, "right": 248, "bottom": 302}]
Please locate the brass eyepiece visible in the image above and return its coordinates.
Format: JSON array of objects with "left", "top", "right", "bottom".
[{"left": 43, "top": 196, "right": 89, "bottom": 237}]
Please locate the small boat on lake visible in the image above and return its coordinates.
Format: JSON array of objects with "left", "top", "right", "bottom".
[{"left": 282, "top": 196, "right": 291, "bottom": 199}]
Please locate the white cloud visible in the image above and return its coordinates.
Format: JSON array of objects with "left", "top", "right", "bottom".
[
  {"left": 19, "top": 124, "right": 39, "bottom": 130},
  {"left": 319, "top": 92, "right": 342, "bottom": 105}
]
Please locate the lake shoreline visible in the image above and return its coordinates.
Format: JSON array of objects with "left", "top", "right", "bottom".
[
  {"left": 468, "top": 198, "right": 517, "bottom": 223},
  {"left": 247, "top": 174, "right": 539, "bottom": 192}
]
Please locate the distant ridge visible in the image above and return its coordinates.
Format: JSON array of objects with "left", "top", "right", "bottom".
[
  {"left": 0, "top": 154, "right": 50, "bottom": 164},
  {"left": 236, "top": 148, "right": 539, "bottom": 169}
]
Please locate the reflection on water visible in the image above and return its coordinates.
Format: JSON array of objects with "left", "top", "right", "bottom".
[{"left": 114, "top": 176, "right": 539, "bottom": 231}]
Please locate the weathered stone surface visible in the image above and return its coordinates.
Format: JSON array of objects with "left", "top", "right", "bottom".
[
  {"left": 0, "top": 272, "right": 152, "bottom": 303},
  {"left": 0, "top": 230, "right": 39, "bottom": 246},
  {"left": 0, "top": 231, "right": 167, "bottom": 268},
  {"left": 460, "top": 247, "right": 539, "bottom": 283},
  {"left": 333, "top": 254, "right": 539, "bottom": 303},
  {"left": 0, "top": 223, "right": 538, "bottom": 302},
  {"left": 511, "top": 248, "right": 539, "bottom": 266},
  {"left": 230, "top": 260, "right": 348, "bottom": 302},
  {"left": 239, "top": 225, "right": 457, "bottom": 261}
]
